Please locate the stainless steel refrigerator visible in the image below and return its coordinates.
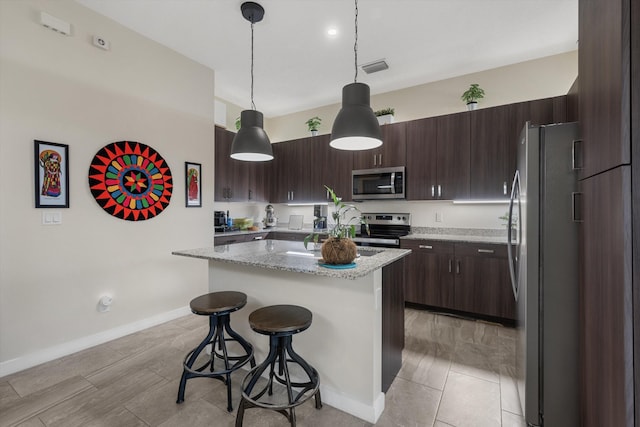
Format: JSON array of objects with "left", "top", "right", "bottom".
[{"left": 507, "top": 122, "right": 580, "bottom": 426}]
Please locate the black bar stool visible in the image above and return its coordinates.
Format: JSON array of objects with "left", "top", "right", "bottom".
[
  {"left": 176, "top": 291, "right": 255, "bottom": 412},
  {"left": 235, "top": 304, "right": 322, "bottom": 427}
]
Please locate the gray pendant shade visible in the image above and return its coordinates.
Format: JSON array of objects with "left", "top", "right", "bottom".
[
  {"left": 230, "top": 110, "right": 273, "bottom": 161},
  {"left": 330, "top": 82, "right": 383, "bottom": 150}
]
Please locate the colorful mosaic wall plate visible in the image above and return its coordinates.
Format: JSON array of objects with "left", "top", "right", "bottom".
[{"left": 88, "top": 141, "right": 172, "bottom": 221}]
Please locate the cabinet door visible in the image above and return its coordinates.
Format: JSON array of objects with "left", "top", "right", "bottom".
[
  {"left": 406, "top": 117, "right": 437, "bottom": 200},
  {"left": 470, "top": 106, "right": 510, "bottom": 199},
  {"left": 579, "top": 0, "right": 630, "bottom": 177},
  {"left": 215, "top": 126, "right": 249, "bottom": 202},
  {"left": 312, "top": 135, "right": 353, "bottom": 202},
  {"left": 581, "top": 166, "right": 633, "bottom": 426},
  {"left": 352, "top": 122, "right": 406, "bottom": 170},
  {"left": 400, "top": 240, "right": 454, "bottom": 308},
  {"left": 436, "top": 113, "right": 470, "bottom": 200},
  {"left": 381, "top": 258, "right": 405, "bottom": 393},
  {"left": 453, "top": 243, "right": 514, "bottom": 320}
]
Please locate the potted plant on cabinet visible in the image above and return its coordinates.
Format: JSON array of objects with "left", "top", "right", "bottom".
[
  {"left": 461, "top": 83, "right": 485, "bottom": 111},
  {"left": 304, "top": 186, "right": 369, "bottom": 265},
  {"left": 235, "top": 116, "right": 241, "bottom": 131},
  {"left": 374, "top": 107, "right": 395, "bottom": 125},
  {"left": 305, "top": 116, "right": 322, "bottom": 136}
]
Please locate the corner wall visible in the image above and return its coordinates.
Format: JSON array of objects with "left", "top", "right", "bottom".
[{"left": 0, "top": 1, "right": 214, "bottom": 374}]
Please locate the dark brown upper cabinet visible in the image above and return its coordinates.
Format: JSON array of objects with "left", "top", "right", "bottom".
[{"left": 352, "top": 122, "right": 407, "bottom": 170}]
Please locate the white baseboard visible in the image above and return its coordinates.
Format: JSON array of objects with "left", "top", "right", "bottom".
[
  {"left": 320, "top": 385, "right": 385, "bottom": 423},
  {"left": 0, "top": 306, "right": 191, "bottom": 378}
]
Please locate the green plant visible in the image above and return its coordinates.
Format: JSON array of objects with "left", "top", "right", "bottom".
[
  {"left": 461, "top": 83, "right": 485, "bottom": 104},
  {"left": 235, "top": 116, "right": 241, "bottom": 131},
  {"left": 304, "top": 186, "right": 369, "bottom": 249},
  {"left": 305, "top": 116, "right": 322, "bottom": 131},
  {"left": 374, "top": 107, "right": 395, "bottom": 117}
]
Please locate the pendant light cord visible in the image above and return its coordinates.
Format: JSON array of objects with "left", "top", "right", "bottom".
[
  {"left": 353, "top": 0, "right": 358, "bottom": 83},
  {"left": 250, "top": 20, "right": 256, "bottom": 110}
]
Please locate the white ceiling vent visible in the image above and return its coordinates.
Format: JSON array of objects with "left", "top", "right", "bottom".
[{"left": 361, "top": 59, "right": 389, "bottom": 74}]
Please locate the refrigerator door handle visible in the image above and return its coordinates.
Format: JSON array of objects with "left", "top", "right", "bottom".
[{"left": 507, "top": 170, "right": 520, "bottom": 301}]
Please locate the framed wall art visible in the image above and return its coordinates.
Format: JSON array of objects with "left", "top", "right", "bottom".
[
  {"left": 88, "top": 141, "right": 173, "bottom": 221},
  {"left": 185, "top": 162, "right": 202, "bottom": 207},
  {"left": 34, "top": 140, "right": 69, "bottom": 208}
]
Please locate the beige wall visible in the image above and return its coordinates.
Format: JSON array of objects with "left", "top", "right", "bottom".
[
  {"left": 0, "top": 1, "right": 214, "bottom": 373},
  {"left": 261, "top": 50, "right": 578, "bottom": 142}
]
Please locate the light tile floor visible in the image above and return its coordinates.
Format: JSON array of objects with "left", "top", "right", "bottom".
[{"left": 0, "top": 308, "right": 525, "bottom": 426}]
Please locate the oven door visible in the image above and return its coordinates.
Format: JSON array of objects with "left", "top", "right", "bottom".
[{"left": 352, "top": 167, "right": 405, "bottom": 200}]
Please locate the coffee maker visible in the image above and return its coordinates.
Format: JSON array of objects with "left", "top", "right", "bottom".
[
  {"left": 313, "top": 204, "right": 328, "bottom": 230},
  {"left": 263, "top": 205, "right": 277, "bottom": 228},
  {"left": 214, "top": 210, "right": 227, "bottom": 232}
]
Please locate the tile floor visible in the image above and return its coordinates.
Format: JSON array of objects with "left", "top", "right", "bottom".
[{"left": 0, "top": 307, "right": 525, "bottom": 426}]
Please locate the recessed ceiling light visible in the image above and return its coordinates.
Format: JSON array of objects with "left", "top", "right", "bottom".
[{"left": 327, "top": 27, "right": 338, "bottom": 37}]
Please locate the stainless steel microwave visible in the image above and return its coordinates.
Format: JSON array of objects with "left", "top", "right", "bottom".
[{"left": 352, "top": 167, "right": 405, "bottom": 200}]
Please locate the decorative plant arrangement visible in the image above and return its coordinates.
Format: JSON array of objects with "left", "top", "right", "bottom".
[
  {"left": 305, "top": 116, "right": 322, "bottom": 136},
  {"left": 235, "top": 116, "right": 241, "bottom": 131},
  {"left": 374, "top": 107, "right": 395, "bottom": 125},
  {"left": 461, "top": 83, "right": 485, "bottom": 110},
  {"left": 304, "top": 186, "right": 369, "bottom": 265}
]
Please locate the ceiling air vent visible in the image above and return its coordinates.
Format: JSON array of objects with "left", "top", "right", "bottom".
[{"left": 361, "top": 59, "right": 389, "bottom": 74}]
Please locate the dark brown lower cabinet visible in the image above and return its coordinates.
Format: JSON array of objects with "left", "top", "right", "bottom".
[
  {"left": 401, "top": 240, "right": 514, "bottom": 320},
  {"left": 453, "top": 243, "right": 514, "bottom": 320},
  {"left": 401, "top": 240, "right": 455, "bottom": 309},
  {"left": 382, "top": 258, "right": 405, "bottom": 393}
]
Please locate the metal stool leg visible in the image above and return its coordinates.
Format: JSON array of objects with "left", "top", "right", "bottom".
[{"left": 177, "top": 314, "right": 218, "bottom": 403}]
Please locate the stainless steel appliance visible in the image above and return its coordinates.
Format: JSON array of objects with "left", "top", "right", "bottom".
[
  {"left": 507, "top": 122, "right": 579, "bottom": 426},
  {"left": 313, "top": 204, "right": 328, "bottom": 230},
  {"left": 214, "top": 210, "right": 227, "bottom": 232},
  {"left": 352, "top": 166, "right": 405, "bottom": 200},
  {"left": 352, "top": 213, "right": 411, "bottom": 248},
  {"left": 263, "top": 204, "right": 277, "bottom": 228}
]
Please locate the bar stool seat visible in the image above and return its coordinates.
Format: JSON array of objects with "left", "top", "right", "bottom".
[
  {"left": 176, "top": 291, "right": 255, "bottom": 412},
  {"left": 236, "top": 305, "right": 322, "bottom": 427}
]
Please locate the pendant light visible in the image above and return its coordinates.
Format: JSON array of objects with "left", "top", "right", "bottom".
[
  {"left": 330, "top": 0, "right": 382, "bottom": 151},
  {"left": 230, "top": 2, "right": 273, "bottom": 162}
]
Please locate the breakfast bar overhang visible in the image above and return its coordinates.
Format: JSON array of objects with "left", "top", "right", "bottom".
[{"left": 172, "top": 240, "right": 410, "bottom": 423}]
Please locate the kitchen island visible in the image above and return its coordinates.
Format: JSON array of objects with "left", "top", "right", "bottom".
[{"left": 172, "top": 240, "right": 410, "bottom": 423}]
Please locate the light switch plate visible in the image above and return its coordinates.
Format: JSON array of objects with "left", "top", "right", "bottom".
[{"left": 42, "top": 211, "right": 62, "bottom": 225}]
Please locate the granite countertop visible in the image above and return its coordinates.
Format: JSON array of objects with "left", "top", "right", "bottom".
[
  {"left": 402, "top": 227, "right": 511, "bottom": 244},
  {"left": 214, "top": 226, "right": 319, "bottom": 237},
  {"left": 173, "top": 240, "right": 410, "bottom": 280}
]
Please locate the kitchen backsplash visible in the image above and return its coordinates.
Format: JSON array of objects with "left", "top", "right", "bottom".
[{"left": 214, "top": 200, "right": 510, "bottom": 230}]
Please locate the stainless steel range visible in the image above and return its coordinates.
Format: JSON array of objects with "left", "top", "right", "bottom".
[{"left": 352, "top": 213, "right": 411, "bottom": 248}]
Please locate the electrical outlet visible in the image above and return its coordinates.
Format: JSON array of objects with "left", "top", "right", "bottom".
[{"left": 435, "top": 212, "right": 443, "bottom": 222}]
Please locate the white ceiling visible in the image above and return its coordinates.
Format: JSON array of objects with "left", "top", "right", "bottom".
[{"left": 76, "top": 0, "right": 578, "bottom": 117}]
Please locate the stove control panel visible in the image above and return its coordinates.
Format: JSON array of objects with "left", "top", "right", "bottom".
[{"left": 361, "top": 213, "right": 411, "bottom": 226}]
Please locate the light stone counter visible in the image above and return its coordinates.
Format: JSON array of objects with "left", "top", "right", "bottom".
[
  {"left": 174, "top": 240, "right": 409, "bottom": 280},
  {"left": 403, "top": 227, "right": 511, "bottom": 244}
]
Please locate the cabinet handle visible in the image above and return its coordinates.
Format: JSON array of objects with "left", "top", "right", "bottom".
[
  {"left": 456, "top": 260, "right": 460, "bottom": 274},
  {"left": 572, "top": 139, "right": 583, "bottom": 170},
  {"left": 572, "top": 192, "right": 584, "bottom": 222},
  {"left": 503, "top": 181, "right": 508, "bottom": 196},
  {"left": 448, "top": 259, "right": 452, "bottom": 273},
  {"left": 291, "top": 191, "right": 294, "bottom": 200},
  {"left": 378, "top": 154, "right": 382, "bottom": 165},
  {"left": 248, "top": 189, "right": 252, "bottom": 200},
  {"left": 477, "top": 249, "right": 495, "bottom": 254},
  {"left": 437, "top": 185, "right": 442, "bottom": 198},
  {"left": 228, "top": 188, "right": 233, "bottom": 199},
  {"left": 373, "top": 154, "right": 377, "bottom": 166},
  {"left": 431, "top": 185, "right": 435, "bottom": 197},
  {"left": 418, "top": 245, "right": 433, "bottom": 249}
]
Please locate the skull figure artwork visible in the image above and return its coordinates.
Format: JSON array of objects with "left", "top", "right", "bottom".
[{"left": 39, "top": 149, "right": 62, "bottom": 197}]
